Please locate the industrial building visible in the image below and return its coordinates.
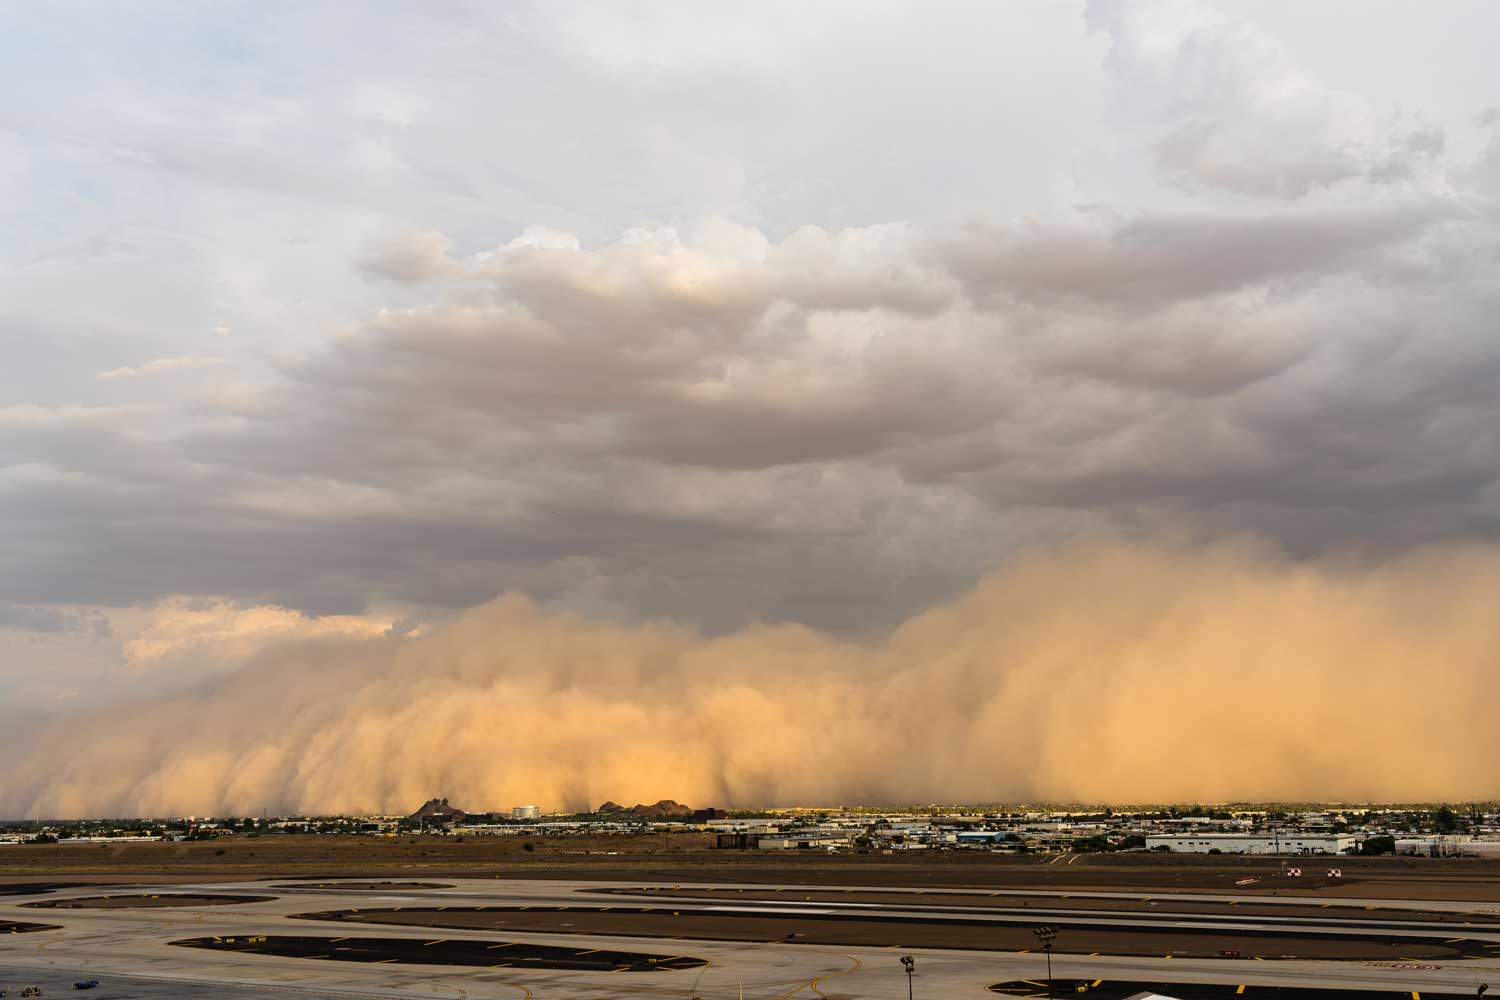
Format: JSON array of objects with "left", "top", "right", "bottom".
[
  {"left": 511, "top": 805, "right": 540, "bottom": 820},
  {"left": 1144, "top": 834, "right": 1355, "bottom": 854}
]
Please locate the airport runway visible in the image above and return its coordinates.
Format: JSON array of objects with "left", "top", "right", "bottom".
[{"left": 5, "top": 878, "right": 1500, "bottom": 1000}]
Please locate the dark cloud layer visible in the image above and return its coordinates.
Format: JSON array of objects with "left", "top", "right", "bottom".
[{"left": 4, "top": 194, "right": 1498, "bottom": 631}]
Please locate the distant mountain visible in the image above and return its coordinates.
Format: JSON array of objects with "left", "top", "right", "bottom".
[
  {"left": 595, "top": 799, "right": 693, "bottom": 818},
  {"left": 409, "top": 797, "right": 467, "bottom": 823}
]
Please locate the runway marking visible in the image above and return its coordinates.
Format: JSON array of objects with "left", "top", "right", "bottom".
[
  {"left": 487, "top": 942, "right": 516, "bottom": 950},
  {"left": 576, "top": 949, "right": 600, "bottom": 955},
  {"left": 1022, "top": 981, "right": 1048, "bottom": 988},
  {"left": 1089, "top": 952, "right": 1101, "bottom": 957},
  {"left": 1412, "top": 993, "right": 1421, "bottom": 999},
  {"left": 424, "top": 938, "right": 446, "bottom": 946},
  {"left": 330, "top": 937, "right": 350, "bottom": 943},
  {"left": 491, "top": 962, "right": 511, "bottom": 968},
  {"left": 809, "top": 956, "right": 863, "bottom": 999},
  {"left": 1446, "top": 938, "right": 1466, "bottom": 943},
  {"left": 1237, "top": 986, "right": 1245, "bottom": 995},
  {"left": 374, "top": 958, "right": 397, "bottom": 963},
  {"left": 1017, "top": 948, "right": 1031, "bottom": 954}
]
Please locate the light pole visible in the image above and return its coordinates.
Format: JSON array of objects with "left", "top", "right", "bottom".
[
  {"left": 901, "top": 954, "right": 915, "bottom": 1000},
  {"left": 1034, "top": 925, "right": 1058, "bottom": 1000}
]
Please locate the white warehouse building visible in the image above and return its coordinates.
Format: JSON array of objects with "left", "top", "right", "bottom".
[{"left": 1145, "top": 834, "right": 1356, "bottom": 855}]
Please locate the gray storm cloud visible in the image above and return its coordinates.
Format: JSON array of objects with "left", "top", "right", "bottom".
[{"left": 7, "top": 538, "right": 1500, "bottom": 818}]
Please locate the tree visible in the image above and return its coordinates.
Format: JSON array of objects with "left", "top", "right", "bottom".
[
  {"left": 1360, "top": 835, "right": 1395, "bottom": 856},
  {"left": 1434, "top": 807, "right": 1458, "bottom": 833}
]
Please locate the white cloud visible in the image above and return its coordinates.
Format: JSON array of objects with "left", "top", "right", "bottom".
[{"left": 96, "top": 356, "right": 223, "bottom": 379}]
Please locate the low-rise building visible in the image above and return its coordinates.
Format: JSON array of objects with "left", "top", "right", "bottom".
[{"left": 1145, "top": 834, "right": 1355, "bottom": 854}]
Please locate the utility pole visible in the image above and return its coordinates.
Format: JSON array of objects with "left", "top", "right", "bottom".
[{"left": 1034, "top": 925, "right": 1058, "bottom": 1000}]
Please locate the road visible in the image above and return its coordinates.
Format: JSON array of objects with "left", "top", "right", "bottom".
[{"left": 4, "top": 877, "right": 1499, "bottom": 1000}]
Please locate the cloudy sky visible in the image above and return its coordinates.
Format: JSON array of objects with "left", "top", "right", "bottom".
[{"left": 3, "top": 1, "right": 1500, "bottom": 807}]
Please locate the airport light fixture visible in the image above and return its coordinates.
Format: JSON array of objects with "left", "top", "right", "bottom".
[
  {"left": 1478, "top": 984, "right": 1488, "bottom": 1000},
  {"left": 1033, "top": 925, "right": 1058, "bottom": 1000},
  {"left": 901, "top": 954, "right": 916, "bottom": 1000}
]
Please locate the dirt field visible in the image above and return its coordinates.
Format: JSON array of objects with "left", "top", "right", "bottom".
[
  {"left": 172, "top": 934, "right": 707, "bottom": 971},
  {"left": 267, "top": 881, "right": 452, "bottom": 890},
  {"left": 4, "top": 837, "right": 1500, "bottom": 902},
  {"left": 287, "top": 905, "right": 1482, "bottom": 961},
  {"left": 600, "top": 886, "right": 1500, "bottom": 923},
  {"left": 23, "top": 893, "right": 276, "bottom": 909}
]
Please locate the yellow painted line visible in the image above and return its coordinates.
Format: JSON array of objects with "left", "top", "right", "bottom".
[
  {"left": 611, "top": 967, "right": 629, "bottom": 974},
  {"left": 1237, "top": 986, "right": 1246, "bottom": 995},
  {"left": 576, "top": 949, "right": 600, "bottom": 956},
  {"left": 600, "top": 905, "right": 612, "bottom": 912},
  {"left": 520, "top": 905, "right": 530, "bottom": 911},
  {"left": 487, "top": 942, "right": 516, "bottom": 950},
  {"left": 1254, "top": 956, "right": 1265, "bottom": 961},
  {"left": 491, "top": 962, "right": 511, "bottom": 968},
  {"left": 1089, "top": 952, "right": 1101, "bottom": 957},
  {"left": 425, "top": 939, "right": 446, "bottom": 946},
  {"left": 1164, "top": 955, "right": 1173, "bottom": 960},
  {"left": 1022, "top": 981, "right": 1048, "bottom": 988},
  {"left": 1446, "top": 938, "right": 1466, "bottom": 943},
  {"left": 1092, "top": 981, "right": 1101, "bottom": 988},
  {"left": 330, "top": 937, "right": 350, "bottom": 943},
  {"left": 375, "top": 958, "right": 400, "bottom": 964},
  {"left": 1017, "top": 948, "right": 1031, "bottom": 954},
  {"left": 1412, "top": 992, "right": 1421, "bottom": 1000}
]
